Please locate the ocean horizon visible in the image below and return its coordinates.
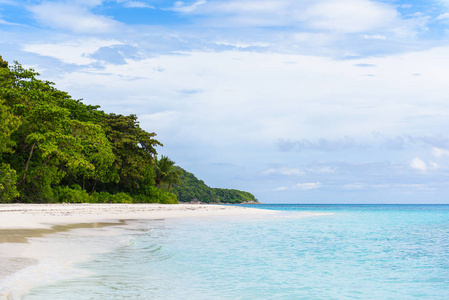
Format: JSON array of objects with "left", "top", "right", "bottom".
[{"left": 5, "top": 204, "right": 449, "bottom": 299}]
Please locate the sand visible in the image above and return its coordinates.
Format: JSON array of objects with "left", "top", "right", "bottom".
[
  {"left": 0, "top": 203, "right": 272, "bottom": 229},
  {"left": 0, "top": 203, "right": 274, "bottom": 298}
]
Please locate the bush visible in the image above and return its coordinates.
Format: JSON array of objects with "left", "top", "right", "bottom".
[
  {"left": 0, "top": 163, "right": 19, "bottom": 202},
  {"left": 53, "top": 185, "right": 92, "bottom": 203},
  {"left": 91, "top": 191, "right": 111, "bottom": 203},
  {"left": 91, "top": 191, "right": 133, "bottom": 203},
  {"left": 111, "top": 192, "right": 134, "bottom": 203},
  {"left": 134, "top": 185, "right": 178, "bottom": 204}
]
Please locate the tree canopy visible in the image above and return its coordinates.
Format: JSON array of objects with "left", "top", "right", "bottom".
[
  {"left": 171, "top": 167, "right": 258, "bottom": 204},
  {"left": 0, "top": 56, "right": 257, "bottom": 204}
]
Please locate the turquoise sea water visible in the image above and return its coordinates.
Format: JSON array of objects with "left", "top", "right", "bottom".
[{"left": 22, "top": 205, "right": 449, "bottom": 299}]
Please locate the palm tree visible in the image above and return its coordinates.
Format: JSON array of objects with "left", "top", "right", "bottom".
[{"left": 154, "top": 155, "right": 182, "bottom": 191}]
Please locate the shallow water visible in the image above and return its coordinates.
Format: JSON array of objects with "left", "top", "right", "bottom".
[{"left": 16, "top": 205, "right": 449, "bottom": 299}]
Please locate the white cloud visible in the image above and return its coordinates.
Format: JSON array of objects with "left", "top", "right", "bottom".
[
  {"left": 264, "top": 167, "right": 305, "bottom": 176},
  {"left": 273, "top": 186, "right": 288, "bottom": 191},
  {"left": 397, "top": 184, "right": 435, "bottom": 191},
  {"left": 73, "top": 0, "right": 104, "bottom": 7},
  {"left": 410, "top": 157, "right": 427, "bottom": 171},
  {"left": 432, "top": 147, "right": 449, "bottom": 158},
  {"left": 47, "top": 47, "right": 449, "bottom": 146},
  {"left": 342, "top": 183, "right": 364, "bottom": 190},
  {"left": 361, "top": 34, "right": 386, "bottom": 40},
  {"left": 277, "top": 136, "right": 361, "bottom": 152},
  {"left": 215, "top": 41, "right": 270, "bottom": 49},
  {"left": 0, "top": 18, "right": 21, "bottom": 26},
  {"left": 170, "top": 0, "right": 206, "bottom": 13},
  {"left": 436, "top": 12, "right": 449, "bottom": 20},
  {"left": 206, "top": 0, "right": 290, "bottom": 15},
  {"left": 372, "top": 184, "right": 390, "bottom": 189},
  {"left": 429, "top": 161, "right": 440, "bottom": 169},
  {"left": 295, "top": 182, "right": 322, "bottom": 190},
  {"left": 301, "top": 0, "right": 399, "bottom": 33},
  {"left": 116, "top": 0, "right": 154, "bottom": 8},
  {"left": 23, "top": 39, "right": 123, "bottom": 65},
  {"left": 28, "top": 2, "right": 119, "bottom": 33},
  {"left": 182, "top": 0, "right": 412, "bottom": 37},
  {"left": 307, "top": 166, "right": 335, "bottom": 174},
  {"left": 124, "top": 1, "right": 154, "bottom": 8}
]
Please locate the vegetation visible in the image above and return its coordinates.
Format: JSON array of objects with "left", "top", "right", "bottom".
[
  {"left": 0, "top": 56, "right": 257, "bottom": 204},
  {"left": 172, "top": 167, "right": 258, "bottom": 204},
  {"left": 154, "top": 156, "right": 182, "bottom": 191}
]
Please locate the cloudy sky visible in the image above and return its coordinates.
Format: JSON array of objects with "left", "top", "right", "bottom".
[{"left": 2, "top": 0, "right": 449, "bottom": 203}]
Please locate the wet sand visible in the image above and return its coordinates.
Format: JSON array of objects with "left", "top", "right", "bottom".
[{"left": 0, "top": 203, "right": 273, "bottom": 293}]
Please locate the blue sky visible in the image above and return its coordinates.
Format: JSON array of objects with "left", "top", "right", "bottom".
[{"left": 2, "top": 0, "right": 449, "bottom": 203}]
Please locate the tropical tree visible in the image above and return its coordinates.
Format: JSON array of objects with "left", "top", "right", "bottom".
[
  {"left": 0, "top": 99, "right": 19, "bottom": 202},
  {"left": 0, "top": 56, "right": 20, "bottom": 201},
  {"left": 0, "top": 61, "right": 115, "bottom": 201},
  {"left": 154, "top": 155, "right": 182, "bottom": 191},
  {"left": 0, "top": 56, "right": 178, "bottom": 203},
  {"left": 97, "top": 113, "right": 162, "bottom": 194}
]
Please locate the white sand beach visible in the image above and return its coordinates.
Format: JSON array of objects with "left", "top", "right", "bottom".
[
  {"left": 0, "top": 203, "right": 272, "bottom": 229},
  {"left": 0, "top": 203, "right": 274, "bottom": 299}
]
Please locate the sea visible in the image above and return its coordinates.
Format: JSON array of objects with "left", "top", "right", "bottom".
[{"left": 3, "top": 204, "right": 449, "bottom": 299}]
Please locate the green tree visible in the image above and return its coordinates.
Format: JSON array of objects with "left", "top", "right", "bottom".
[
  {"left": 99, "top": 113, "right": 162, "bottom": 194},
  {"left": 0, "top": 61, "right": 115, "bottom": 201},
  {"left": 0, "top": 102, "right": 19, "bottom": 202},
  {"left": 0, "top": 163, "right": 18, "bottom": 202},
  {"left": 154, "top": 155, "right": 182, "bottom": 191},
  {"left": 0, "top": 101, "right": 19, "bottom": 153},
  {"left": 0, "top": 56, "right": 20, "bottom": 201},
  {"left": 171, "top": 167, "right": 258, "bottom": 203},
  {"left": 0, "top": 55, "right": 8, "bottom": 68}
]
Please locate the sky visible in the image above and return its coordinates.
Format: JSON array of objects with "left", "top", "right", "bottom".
[{"left": 1, "top": 0, "right": 449, "bottom": 203}]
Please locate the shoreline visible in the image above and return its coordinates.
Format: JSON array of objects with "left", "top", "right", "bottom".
[
  {"left": 0, "top": 203, "right": 276, "bottom": 299},
  {"left": 0, "top": 203, "right": 273, "bottom": 230}
]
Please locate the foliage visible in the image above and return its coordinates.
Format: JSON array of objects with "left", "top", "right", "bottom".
[
  {"left": 0, "top": 56, "right": 253, "bottom": 204},
  {"left": 171, "top": 167, "right": 258, "bottom": 204},
  {"left": 154, "top": 155, "right": 182, "bottom": 191},
  {"left": 53, "top": 185, "right": 92, "bottom": 203},
  {"left": 0, "top": 61, "right": 118, "bottom": 201},
  {"left": 0, "top": 57, "right": 167, "bottom": 203},
  {"left": 0, "top": 100, "right": 19, "bottom": 154},
  {"left": 95, "top": 113, "right": 161, "bottom": 194},
  {"left": 131, "top": 186, "right": 178, "bottom": 204},
  {"left": 212, "top": 188, "right": 258, "bottom": 204},
  {"left": 0, "top": 163, "right": 19, "bottom": 202}
]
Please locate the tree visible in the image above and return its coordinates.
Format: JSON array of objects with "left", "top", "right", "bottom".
[
  {"left": 0, "top": 55, "right": 8, "bottom": 68},
  {"left": 0, "top": 163, "right": 18, "bottom": 202},
  {"left": 0, "top": 61, "right": 115, "bottom": 201},
  {"left": 0, "top": 56, "right": 181, "bottom": 203},
  {"left": 154, "top": 155, "right": 182, "bottom": 191},
  {"left": 0, "top": 57, "right": 20, "bottom": 201},
  {"left": 0, "top": 100, "right": 19, "bottom": 154},
  {"left": 99, "top": 113, "right": 162, "bottom": 194},
  {"left": 0, "top": 102, "right": 19, "bottom": 202}
]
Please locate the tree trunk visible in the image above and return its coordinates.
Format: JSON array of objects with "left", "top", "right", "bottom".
[
  {"left": 16, "top": 142, "right": 36, "bottom": 187},
  {"left": 91, "top": 179, "right": 97, "bottom": 194}
]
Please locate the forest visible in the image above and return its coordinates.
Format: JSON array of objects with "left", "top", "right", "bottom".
[
  {"left": 0, "top": 56, "right": 258, "bottom": 204},
  {"left": 172, "top": 167, "right": 258, "bottom": 204}
]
